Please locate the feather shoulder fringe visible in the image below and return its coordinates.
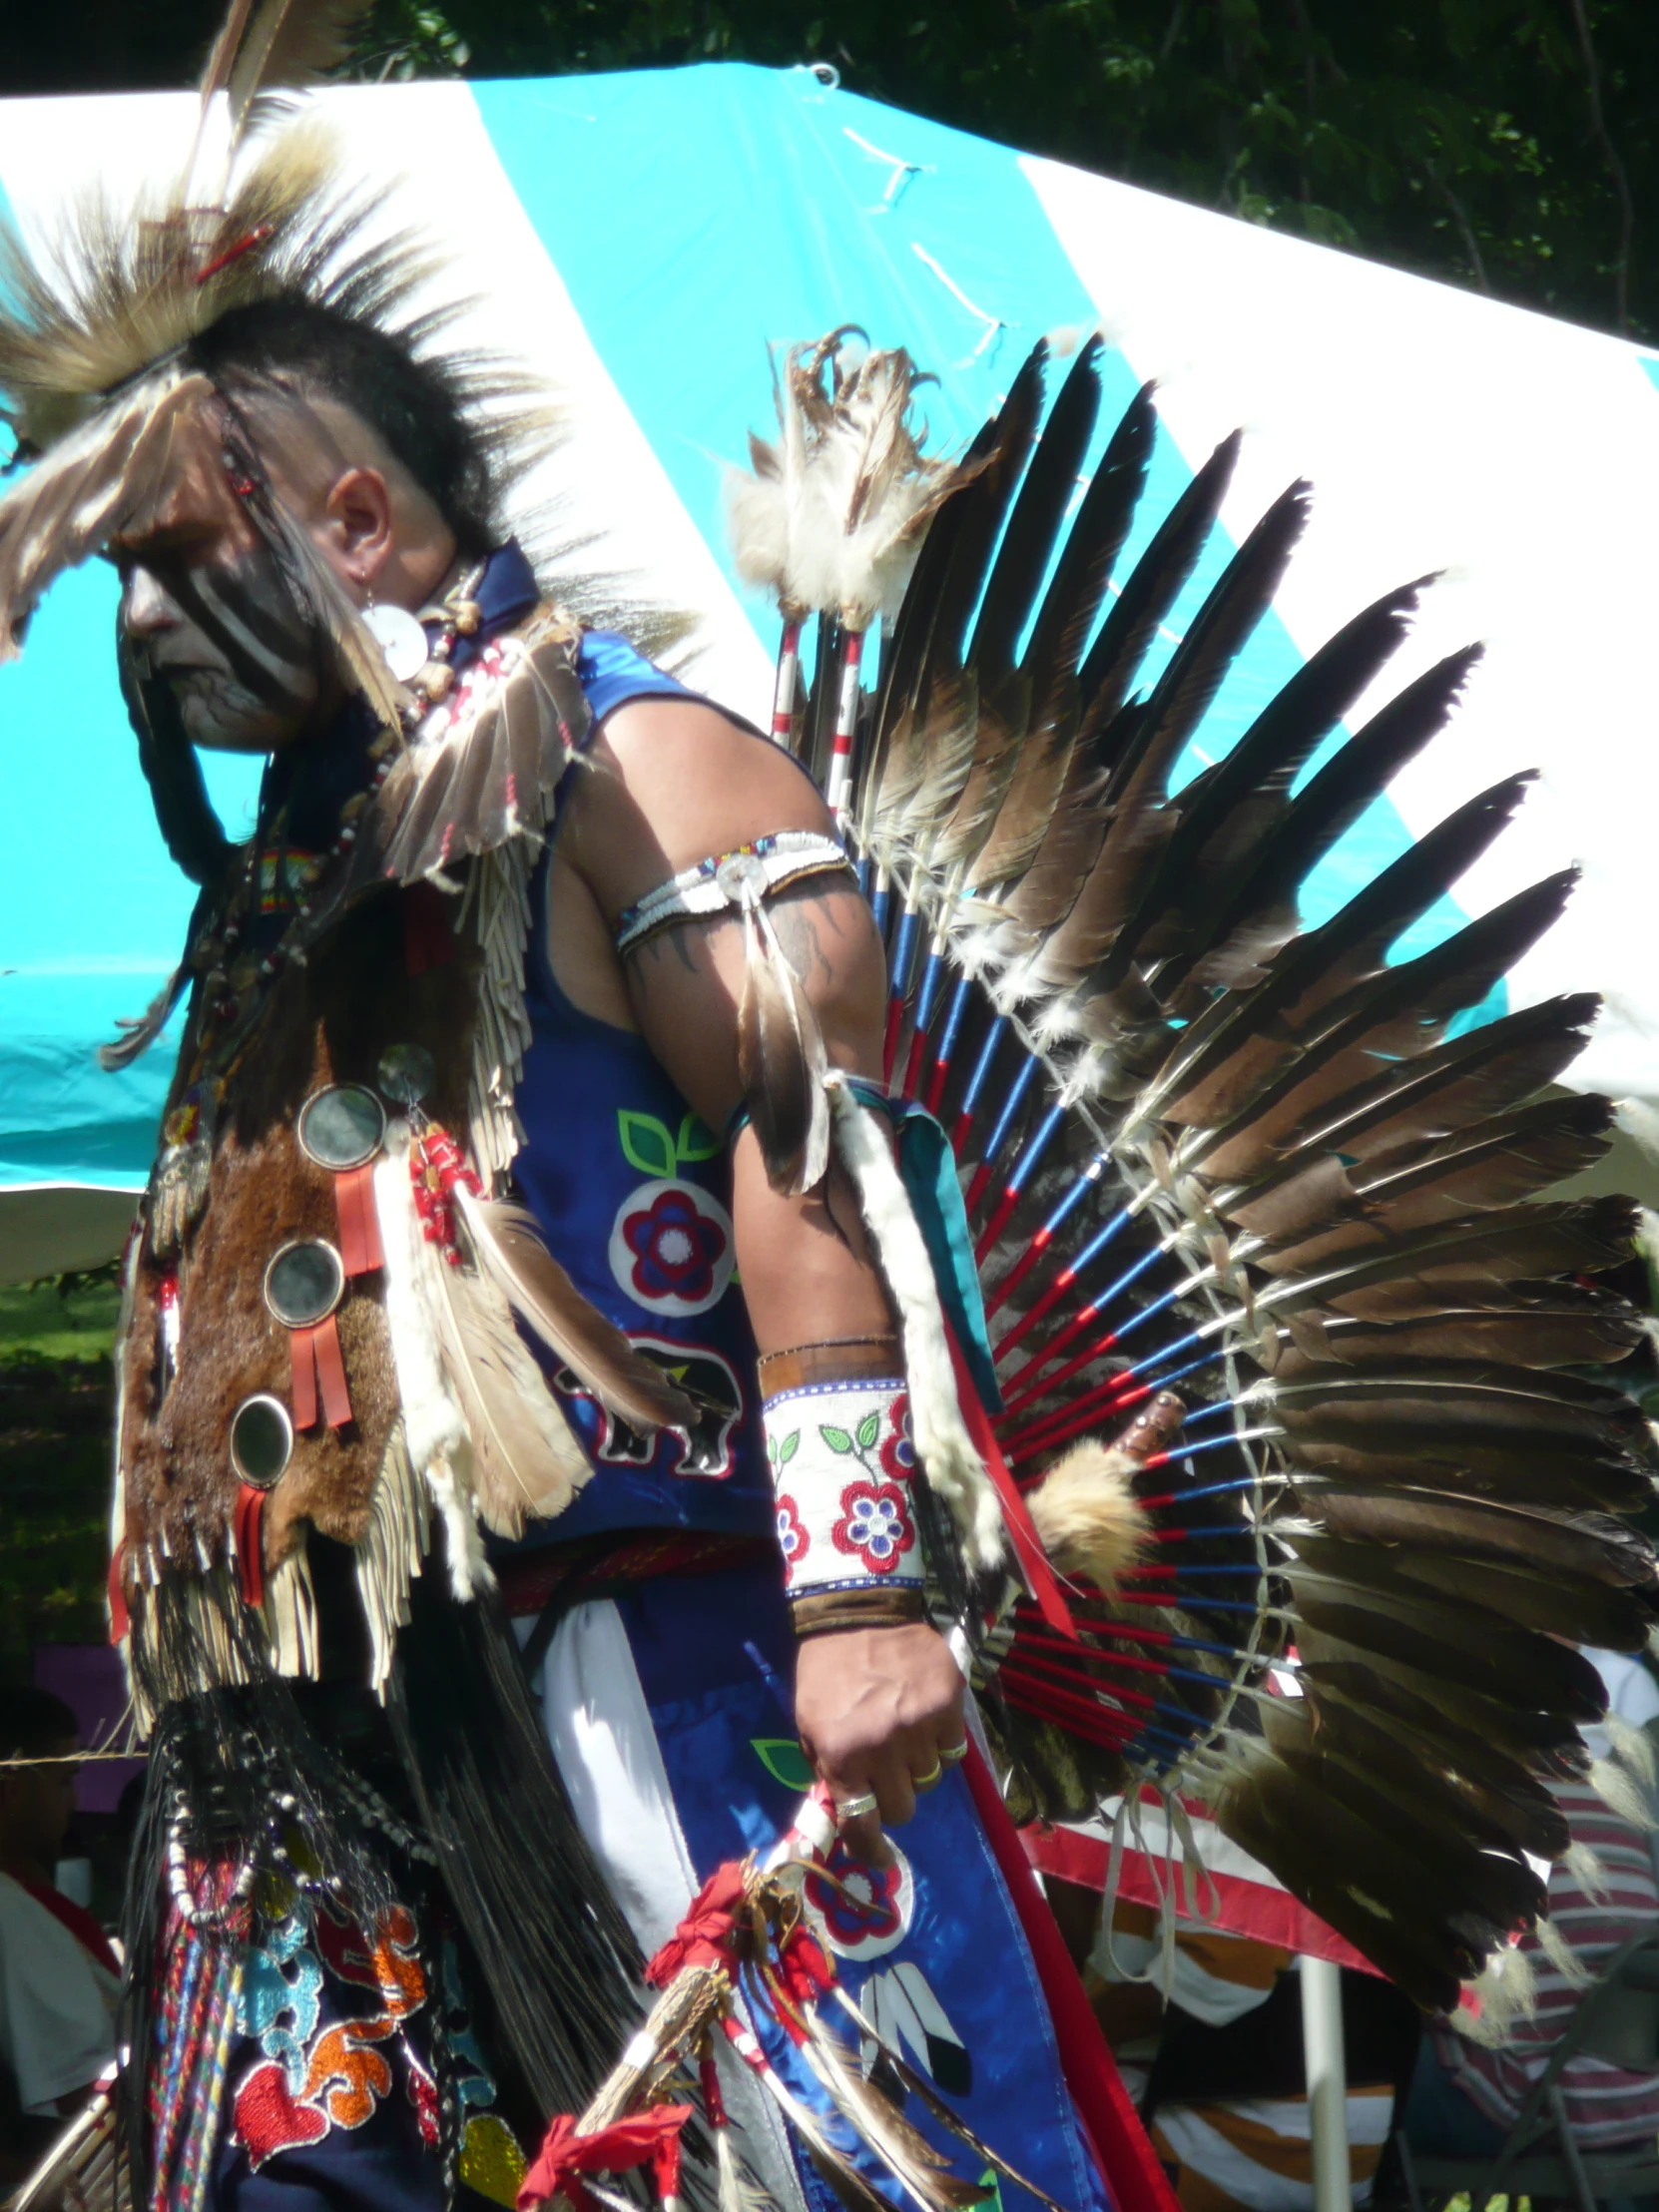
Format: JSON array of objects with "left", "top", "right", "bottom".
[
  {"left": 737, "top": 889, "right": 830, "bottom": 1195},
  {"left": 375, "top": 1136, "right": 616, "bottom": 1567},
  {"left": 353, "top": 1422, "right": 429, "bottom": 1698}
]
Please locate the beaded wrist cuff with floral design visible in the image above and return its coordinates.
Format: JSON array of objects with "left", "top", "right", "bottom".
[{"left": 763, "top": 1378, "right": 923, "bottom": 1608}]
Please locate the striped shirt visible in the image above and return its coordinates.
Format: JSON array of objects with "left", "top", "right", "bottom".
[
  {"left": 1431, "top": 1775, "right": 1659, "bottom": 2150},
  {"left": 1091, "top": 1904, "right": 1402, "bottom": 2208}
]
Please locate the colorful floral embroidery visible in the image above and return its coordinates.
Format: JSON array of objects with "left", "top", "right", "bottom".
[
  {"left": 831, "top": 1481, "right": 914, "bottom": 1573},
  {"left": 234, "top": 1895, "right": 423, "bottom": 2171},
  {"left": 804, "top": 1835, "right": 916, "bottom": 1962},
  {"left": 608, "top": 1179, "right": 735, "bottom": 1317},
  {"left": 776, "top": 1496, "right": 809, "bottom": 1581},
  {"left": 229, "top": 1883, "right": 521, "bottom": 2189},
  {"left": 878, "top": 1391, "right": 916, "bottom": 1482},
  {"left": 761, "top": 1379, "right": 923, "bottom": 1597}
]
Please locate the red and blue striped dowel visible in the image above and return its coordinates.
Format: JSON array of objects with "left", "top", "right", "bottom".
[
  {"left": 881, "top": 898, "right": 922, "bottom": 1084},
  {"left": 824, "top": 628, "right": 865, "bottom": 826},
  {"left": 924, "top": 972, "right": 976, "bottom": 1115},
  {"left": 982, "top": 1153, "right": 1111, "bottom": 1321},
  {"left": 972, "top": 1099, "right": 1069, "bottom": 1262},
  {"left": 962, "top": 1051, "right": 1040, "bottom": 1210}
]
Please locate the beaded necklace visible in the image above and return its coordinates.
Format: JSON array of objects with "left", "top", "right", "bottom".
[{"left": 149, "top": 561, "right": 487, "bottom": 1256}]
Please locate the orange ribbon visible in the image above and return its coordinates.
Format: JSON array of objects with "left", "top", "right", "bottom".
[
  {"left": 334, "top": 1164, "right": 384, "bottom": 1279},
  {"left": 291, "top": 1314, "right": 351, "bottom": 1430}
]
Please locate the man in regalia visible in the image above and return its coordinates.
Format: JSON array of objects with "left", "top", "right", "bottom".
[
  {"left": 0, "top": 25, "right": 1126, "bottom": 2209},
  {"left": 8, "top": 8, "right": 1656, "bottom": 2211}
]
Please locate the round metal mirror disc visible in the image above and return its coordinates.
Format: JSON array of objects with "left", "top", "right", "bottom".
[
  {"left": 264, "top": 1239, "right": 345, "bottom": 1330},
  {"left": 230, "top": 1394, "right": 293, "bottom": 1488},
  {"left": 378, "top": 1042, "right": 436, "bottom": 1107},
  {"left": 362, "top": 601, "right": 431, "bottom": 685},
  {"left": 297, "top": 1083, "right": 386, "bottom": 1172}
]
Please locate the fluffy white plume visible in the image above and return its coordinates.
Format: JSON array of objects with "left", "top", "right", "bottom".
[
  {"left": 1026, "top": 1439, "right": 1146, "bottom": 1594},
  {"left": 727, "top": 328, "right": 974, "bottom": 629}
]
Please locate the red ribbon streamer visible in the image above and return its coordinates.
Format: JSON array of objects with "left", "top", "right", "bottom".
[
  {"left": 291, "top": 1314, "right": 351, "bottom": 1430},
  {"left": 946, "top": 1325, "right": 1077, "bottom": 1638},
  {"left": 517, "top": 2106, "right": 694, "bottom": 2212},
  {"left": 234, "top": 1484, "right": 268, "bottom": 1610},
  {"left": 774, "top": 1925, "right": 834, "bottom": 2012},
  {"left": 644, "top": 1861, "right": 748, "bottom": 1987},
  {"left": 961, "top": 1741, "right": 1181, "bottom": 2212},
  {"left": 107, "top": 1545, "right": 129, "bottom": 1646},
  {"left": 334, "top": 1164, "right": 384, "bottom": 1278}
]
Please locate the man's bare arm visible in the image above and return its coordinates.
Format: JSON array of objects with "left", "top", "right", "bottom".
[{"left": 556, "top": 699, "right": 966, "bottom": 1850}]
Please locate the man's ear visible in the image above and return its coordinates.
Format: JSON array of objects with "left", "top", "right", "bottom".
[{"left": 320, "top": 465, "right": 394, "bottom": 592}]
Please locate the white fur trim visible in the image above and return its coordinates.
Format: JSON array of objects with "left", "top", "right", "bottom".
[
  {"left": 826, "top": 1078, "right": 1008, "bottom": 1578},
  {"left": 373, "top": 1140, "right": 492, "bottom": 1602}
]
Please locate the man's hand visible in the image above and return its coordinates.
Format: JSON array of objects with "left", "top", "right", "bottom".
[{"left": 795, "top": 1621, "right": 967, "bottom": 1864}]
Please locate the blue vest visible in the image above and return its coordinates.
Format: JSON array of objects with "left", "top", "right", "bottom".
[{"left": 503, "top": 619, "right": 777, "bottom": 1546}]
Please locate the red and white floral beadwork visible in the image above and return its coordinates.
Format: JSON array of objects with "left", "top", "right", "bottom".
[{"left": 762, "top": 1379, "right": 924, "bottom": 1597}]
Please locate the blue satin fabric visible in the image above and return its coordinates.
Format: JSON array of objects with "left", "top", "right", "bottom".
[{"left": 617, "top": 1561, "right": 1112, "bottom": 2212}]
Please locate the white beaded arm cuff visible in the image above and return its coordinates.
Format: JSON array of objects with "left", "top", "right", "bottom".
[{"left": 763, "top": 1378, "right": 925, "bottom": 1600}]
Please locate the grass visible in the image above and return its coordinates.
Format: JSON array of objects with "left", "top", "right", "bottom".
[
  {"left": 0, "top": 1273, "right": 122, "bottom": 1367},
  {"left": 0, "top": 1272, "right": 121, "bottom": 1674}
]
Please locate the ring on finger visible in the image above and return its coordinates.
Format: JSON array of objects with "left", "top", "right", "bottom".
[
  {"left": 912, "top": 1761, "right": 943, "bottom": 1793},
  {"left": 835, "top": 1791, "right": 879, "bottom": 1821},
  {"left": 938, "top": 1740, "right": 969, "bottom": 1766}
]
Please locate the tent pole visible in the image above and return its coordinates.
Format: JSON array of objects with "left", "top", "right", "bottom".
[{"left": 1301, "top": 1953, "right": 1352, "bottom": 2212}]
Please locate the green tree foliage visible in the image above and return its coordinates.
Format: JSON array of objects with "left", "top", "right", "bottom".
[{"left": 8, "top": 1, "right": 1655, "bottom": 339}]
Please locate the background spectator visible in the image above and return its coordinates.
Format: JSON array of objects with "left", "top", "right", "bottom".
[
  {"left": 1401, "top": 1645, "right": 1659, "bottom": 2163},
  {"left": 0, "top": 1686, "right": 118, "bottom": 2181}
]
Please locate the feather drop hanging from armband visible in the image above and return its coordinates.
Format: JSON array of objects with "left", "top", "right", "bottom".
[{"left": 727, "top": 853, "right": 831, "bottom": 1196}]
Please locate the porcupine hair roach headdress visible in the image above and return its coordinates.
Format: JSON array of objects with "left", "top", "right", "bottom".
[{"left": 0, "top": 0, "right": 689, "bottom": 744}]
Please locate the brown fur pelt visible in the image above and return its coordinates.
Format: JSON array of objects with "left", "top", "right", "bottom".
[{"left": 118, "top": 885, "right": 480, "bottom": 1591}]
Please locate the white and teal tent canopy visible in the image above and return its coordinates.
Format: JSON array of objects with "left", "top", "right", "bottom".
[{"left": 2, "top": 63, "right": 1656, "bottom": 1280}]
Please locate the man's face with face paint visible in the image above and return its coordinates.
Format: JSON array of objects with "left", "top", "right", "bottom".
[{"left": 111, "top": 408, "right": 328, "bottom": 754}]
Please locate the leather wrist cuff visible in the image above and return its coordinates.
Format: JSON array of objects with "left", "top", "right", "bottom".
[
  {"left": 790, "top": 1586, "right": 929, "bottom": 1637},
  {"left": 756, "top": 1335, "right": 902, "bottom": 1395}
]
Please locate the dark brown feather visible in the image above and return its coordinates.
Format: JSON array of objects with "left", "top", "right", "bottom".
[
  {"left": 452, "top": 1188, "right": 696, "bottom": 1433},
  {"left": 736, "top": 908, "right": 830, "bottom": 1194}
]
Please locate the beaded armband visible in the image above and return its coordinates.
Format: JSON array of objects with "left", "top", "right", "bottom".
[
  {"left": 615, "top": 830, "right": 852, "bottom": 955},
  {"left": 764, "top": 1378, "right": 926, "bottom": 1621}
]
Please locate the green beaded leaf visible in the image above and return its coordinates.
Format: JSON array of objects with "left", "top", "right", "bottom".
[
  {"left": 820, "top": 1424, "right": 854, "bottom": 1454},
  {"left": 617, "top": 1110, "right": 676, "bottom": 1178},
  {"left": 677, "top": 1111, "right": 723, "bottom": 1163},
  {"left": 752, "top": 1737, "right": 817, "bottom": 1792},
  {"left": 855, "top": 1410, "right": 881, "bottom": 1450},
  {"left": 778, "top": 1429, "right": 801, "bottom": 1464}
]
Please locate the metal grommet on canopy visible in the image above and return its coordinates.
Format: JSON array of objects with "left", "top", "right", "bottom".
[
  {"left": 230, "top": 1393, "right": 294, "bottom": 1488},
  {"left": 297, "top": 1083, "right": 386, "bottom": 1173}
]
